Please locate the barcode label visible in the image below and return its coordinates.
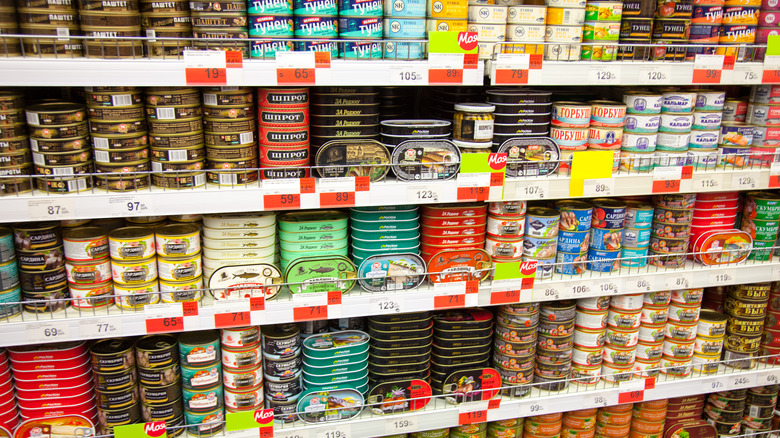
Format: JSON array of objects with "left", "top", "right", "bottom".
[
  {"left": 94, "top": 150, "right": 110, "bottom": 163},
  {"left": 203, "top": 94, "right": 217, "bottom": 106},
  {"left": 564, "top": 10, "right": 570, "bottom": 21},
  {"left": 30, "top": 139, "right": 38, "bottom": 151},
  {"left": 146, "top": 29, "right": 156, "bottom": 41},
  {"left": 56, "top": 27, "right": 69, "bottom": 40},
  {"left": 219, "top": 173, "right": 238, "bottom": 185},
  {"left": 67, "top": 179, "right": 87, "bottom": 192},
  {"left": 25, "top": 111, "right": 40, "bottom": 125},
  {"left": 93, "top": 137, "right": 109, "bottom": 149},
  {"left": 168, "top": 150, "right": 188, "bottom": 162},
  {"left": 194, "top": 174, "right": 206, "bottom": 186},
  {"left": 152, "top": 161, "right": 163, "bottom": 172},
  {"left": 220, "top": 87, "right": 239, "bottom": 91},
  {"left": 32, "top": 153, "right": 44, "bottom": 166},
  {"left": 53, "top": 166, "right": 74, "bottom": 175},
  {"left": 156, "top": 108, "right": 176, "bottom": 120},
  {"left": 112, "top": 95, "right": 132, "bottom": 107},
  {"left": 239, "top": 132, "right": 253, "bottom": 144}
]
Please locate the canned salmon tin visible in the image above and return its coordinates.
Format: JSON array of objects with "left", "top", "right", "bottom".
[
  {"left": 662, "top": 91, "right": 696, "bottom": 113},
  {"left": 590, "top": 100, "right": 627, "bottom": 127},
  {"left": 624, "top": 114, "right": 661, "bottom": 133},
  {"left": 624, "top": 92, "right": 663, "bottom": 114},
  {"left": 551, "top": 127, "right": 588, "bottom": 149},
  {"left": 552, "top": 102, "right": 592, "bottom": 128}
]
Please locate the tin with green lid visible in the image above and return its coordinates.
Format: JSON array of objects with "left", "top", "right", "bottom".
[
  {"left": 296, "top": 388, "right": 364, "bottom": 423},
  {"left": 279, "top": 227, "right": 348, "bottom": 243},
  {"left": 284, "top": 255, "right": 357, "bottom": 294},
  {"left": 351, "top": 227, "right": 420, "bottom": 241},
  {"left": 352, "top": 237, "right": 420, "bottom": 251},
  {"left": 350, "top": 208, "right": 419, "bottom": 222},
  {"left": 303, "top": 365, "right": 368, "bottom": 385},
  {"left": 303, "top": 349, "right": 370, "bottom": 367},
  {"left": 278, "top": 211, "right": 348, "bottom": 233},
  {"left": 303, "top": 358, "right": 368, "bottom": 375},
  {"left": 303, "top": 330, "right": 370, "bottom": 358},
  {"left": 279, "top": 240, "right": 349, "bottom": 253},
  {"left": 302, "top": 380, "right": 369, "bottom": 395},
  {"left": 350, "top": 216, "right": 420, "bottom": 231}
]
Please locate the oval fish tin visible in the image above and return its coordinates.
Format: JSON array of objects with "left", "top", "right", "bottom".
[
  {"left": 208, "top": 264, "right": 282, "bottom": 301},
  {"left": 357, "top": 253, "right": 426, "bottom": 292},
  {"left": 302, "top": 330, "right": 369, "bottom": 358},
  {"left": 366, "top": 379, "right": 431, "bottom": 415},
  {"left": 284, "top": 255, "right": 357, "bottom": 295},
  {"left": 297, "top": 389, "right": 364, "bottom": 423},
  {"left": 427, "top": 249, "right": 492, "bottom": 283}
]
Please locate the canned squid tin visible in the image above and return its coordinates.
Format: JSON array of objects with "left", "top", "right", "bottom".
[{"left": 624, "top": 92, "right": 663, "bottom": 114}]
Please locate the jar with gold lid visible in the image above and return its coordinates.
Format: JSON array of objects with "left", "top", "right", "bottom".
[{"left": 453, "top": 103, "right": 495, "bottom": 144}]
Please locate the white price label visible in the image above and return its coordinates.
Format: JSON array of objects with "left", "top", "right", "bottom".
[
  {"left": 515, "top": 180, "right": 549, "bottom": 199},
  {"left": 756, "top": 371, "right": 780, "bottom": 386},
  {"left": 407, "top": 184, "right": 442, "bottom": 203},
  {"left": 385, "top": 417, "right": 418, "bottom": 434},
  {"left": 694, "top": 54, "right": 725, "bottom": 72},
  {"left": 692, "top": 173, "right": 722, "bottom": 191},
  {"left": 519, "top": 402, "right": 546, "bottom": 416},
  {"left": 278, "top": 431, "right": 310, "bottom": 438},
  {"left": 536, "top": 285, "right": 561, "bottom": 301},
  {"left": 184, "top": 50, "right": 227, "bottom": 68},
  {"left": 108, "top": 196, "right": 154, "bottom": 217},
  {"left": 315, "top": 425, "right": 351, "bottom": 438},
  {"left": 666, "top": 272, "right": 694, "bottom": 289},
  {"left": 457, "top": 173, "right": 491, "bottom": 188},
  {"left": 588, "top": 65, "right": 622, "bottom": 85},
  {"left": 732, "top": 63, "right": 761, "bottom": 84},
  {"left": 582, "top": 178, "right": 614, "bottom": 197},
  {"left": 764, "top": 55, "right": 780, "bottom": 83},
  {"left": 276, "top": 51, "right": 315, "bottom": 69},
  {"left": 733, "top": 174, "right": 757, "bottom": 189},
  {"left": 638, "top": 65, "right": 672, "bottom": 85},
  {"left": 630, "top": 276, "right": 657, "bottom": 292},
  {"left": 370, "top": 296, "right": 405, "bottom": 314},
  {"left": 28, "top": 198, "right": 76, "bottom": 221},
  {"left": 292, "top": 291, "right": 328, "bottom": 307},
  {"left": 27, "top": 321, "right": 70, "bottom": 343},
  {"left": 653, "top": 166, "right": 682, "bottom": 181},
  {"left": 390, "top": 65, "right": 427, "bottom": 85},
  {"left": 594, "top": 278, "right": 621, "bottom": 295},
  {"left": 428, "top": 53, "right": 465, "bottom": 70},
  {"left": 727, "top": 374, "right": 755, "bottom": 390},
  {"left": 263, "top": 178, "right": 301, "bottom": 194},
  {"left": 318, "top": 177, "right": 355, "bottom": 193},
  {"left": 584, "top": 393, "right": 612, "bottom": 408},
  {"left": 144, "top": 302, "right": 184, "bottom": 319},
  {"left": 705, "top": 379, "right": 726, "bottom": 391},
  {"left": 433, "top": 282, "right": 467, "bottom": 295},
  {"left": 79, "top": 319, "right": 122, "bottom": 338},
  {"left": 771, "top": 161, "right": 780, "bottom": 178},
  {"left": 565, "top": 282, "right": 592, "bottom": 298},
  {"left": 710, "top": 269, "right": 737, "bottom": 285}
]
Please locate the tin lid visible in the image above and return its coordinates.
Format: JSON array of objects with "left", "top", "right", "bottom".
[
  {"left": 454, "top": 103, "right": 495, "bottom": 113},
  {"left": 63, "top": 226, "right": 106, "bottom": 241}
]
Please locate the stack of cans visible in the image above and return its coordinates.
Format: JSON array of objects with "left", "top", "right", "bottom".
[
  {"left": 136, "top": 335, "right": 184, "bottom": 435},
  {"left": 748, "top": 85, "right": 780, "bottom": 166},
  {"left": 485, "top": 201, "right": 526, "bottom": 264},
  {"left": 154, "top": 223, "right": 202, "bottom": 303},
  {"left": 258, "top": 88, "right": 310, "bottom": 179},
  {"left": 555, "top": 200, "right": 592, "bottom": 275},
  {"left": 720, "top": 3, "right": 758, "bottom": 61},
  {"left": 588, "top": 100, "right": 626, "bottom": 173},
  {"left": 86, "top": 87, "right": 150, "bottom": 191},
  {"left": 367, "top": 312, "right": 432, "bottom": 386},
  {"left": 14, "top": 222, "right": 67, "bottom": 313},
  {"left": 191, "top": 0, "right": 249, "bottom": 56},
  {"left": 350, "top": 206, "right": 420, "bottom": 266},
  {"left": 762, "top": 284, "right": 780, "bottom": 361},
  {"left": 703, "top": 389, "right": 748, "bottom": 435},
  {"left": 301, "top": 329, "right": 369, "bottom": 392},
  {"left": 0, "top": 348, "right": 17, "bottom": 431},
  {"left": 493, "top": 303, "right": 537, "bottom": 398},
  {"left": 420, "top": 203, "right": 487, "bottom": 264},
  {"left": 544, "top": 0, "right": 586, "bottom": 61},
  {"left": 621, "top": 200, "right": 652, "bottom": 268},
  {"left": 312, "top": 87, "right": 380, "bottom": 151},
  {"left": 146, "top": 87, "right": 205, "bottom": 189},
  {"left": 651, "top": 0, "right": 692, "bottom": 61},
  {"left": 90, "top": 339, "right": 139, "bottom": 434},
  {"left": 27, "top": 101, "right": 92, "bottom": 193},
  {"left": 638, "top": 291, "right": 670, "bottom": 374},
  {"left": 0, "top": 91, "right": 30, "bottom": 195},
  {"left": 582, "top": 1, "right": 622, "bottom": 60},
  {"left": 603, "top": 295, "right": 643, "bottom": 382},
  {"left": 220, "top": 327, "right": 263, "bottom": 413},
  {"left": 248, "top": 0, "right": 293, "bottom": 59},
  {"left": 661, "top": 289, "right": 702, "bottom": 377},
  {"left": 739, "top": 385, "right": 778, "bottom": 435},
  {"left": 140, "top": 0, "right": 192, "bottom": 58},
  {"left": 180, "top": 332, "right": 223, "bottom": 429},
  {"left": 277, "top": 210, "right": 347, "bottom": 271},
  {"left": 649, "top": 194, "right": 694, "bottom": 268},
  {"left": 724, "top": 283, "right": 770, "bottom": 369},
  {"left": 262, "top": 324, "right": 301, "bottom": 423},
  {"left": 621, "top": 91, "right": 661, "bottom": 173},
  {"left": 339, "top": 0, "right": 382, "bottom": 59},
  {"left": 17, "top": 0, "right": 81, "bottom": 57},
  {"left": 201, "top": 212, "right": 277, "bottom": 282},
  {"left": 107, "top": 226, "right": 159, "bottom": 310},
  {"left": 572, "top": 296, "right": 610, "bottom": 386},
  {"left": 0, "top": 1, "right": 19, "bottom": 57},
  {"left": 693, "top": 308, "right": 727, "bottom": 373},
  {"left": 467, "top": 4, "right": 507, "bottom": 60},
  {"left": 293, "top": 0, "right": 339, "bottom": 56},
  {"left": 551, "top": 101, "right": 590, "bottom": 174},
  {"left": 202, "top": 87, "right": 257, "bottom": 186},
  {"left": 535, "top": 301, "right": 574, "bottom": 390},
  {"left": 502, "top": 5, "right": 546, "bottom": 56},
  {"left": 0, "top": 228, "right": 19, "bottom": 318},
  {"left": 79, "top": 0, "right": 143, "bottom": 58},
  {"left": 687, "top": 89, "right": 724, "bottom": 169},
  {"left": 657, "top": 89, "right": 698, "bottom": 167},
  {"left": 431, "top": 308, "right": 493, "bottom": 394},
  {"left": 382, "top": 0, "right": 425, "bottom": 59},
  {"left": 587, "top": 199, "right": 625, "bottom": 273},
  {"left": 687, "top": 0, "right": 721, "bottom": 59},
  {"left": 62, "top": 226, "right": 112, "bottom": 310},
  {"left": 618, "top": 0, "right": 653, "bottom": 61}
]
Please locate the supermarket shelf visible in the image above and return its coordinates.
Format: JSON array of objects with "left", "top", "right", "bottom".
[
  {"left": 0, "top": 57, "right": 485, "bottom": 86},
  {"left": 3, "top": 258, "right": 778, "bottom": 347},
  {"left": 253, "top": 363, "right": 780, "bottom": 438},
  {"left": 0, "top": 167, "right": 772, "bottom": 223}
]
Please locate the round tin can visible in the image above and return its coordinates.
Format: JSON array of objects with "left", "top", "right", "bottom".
[
  {"left": 221, "top": 327, "right": 260, "bottom": 349},
  {"left": 575, "top": 309, "right": 608, "bottom": 329},
  {"left": 108, "top": 227, "right": 156, "bottom": 261},
  {"left": 136, "top": 334, "right": 178, "bottom": 368},
  {"left": 113, "top": 281, "right": 160, "bottom": 310},
  {"left": 590, "top": 227, "right": 622, "bottom": 250},
  {"left": 608, "top": 308, "right": 641, "bottom": 328},
  {"left": 659, "top": 113, "right": 694, "bottom": 132},
  {"left": 639, "top": 323, "right": 666, "bottom": 343},
  {"left": 223, "top": 364, "right": 263, "bottom": 390},
  {"left": 525, "top": 207, "right": 560, "bottom": 238},
  {"left": 590, "top": 100, "right": 627, "bottom": 127},
  {"left": 636, "top": 340, "right": 663, "bottom": 360},
  {"left": 592, "top": 199, "right": 627, "bottom": 229},
  {"left": 557, "top": 230, "right": 590, "bottom": 253},
  {"left": 624, "top": 92, "right": 663, "bottom": 114},
  {"left": 552, "top": 102, "right": 592, "bottom": 128},
  {"left": 624, "top": 114, "right": 661, "bottom": 134},
  {"left": 111, "top": 257, "right": 158, "bottom": 285},
  {"left": 572, "top": 346, "right": 603, "bottom": 366},
  {"left": 487, "top": 214, "right": 526, "bottom": 237},
  {"left": 605, "top": 325, "right": 640, "bottom": 347},
  {"left": 179, "top": 331, "right": 220, "bottom": 367},
  {"left": 577, "top": 296, "right": 611, "bottom": 311},
  {"left": 182, "top": 363, "right": 222, "bottom": 389},
  {"left": 63, "top": 227, "right": 109, "bottom": 262},
  {"left": 662, "top": 90, "right": 696, "bottom": 113}
]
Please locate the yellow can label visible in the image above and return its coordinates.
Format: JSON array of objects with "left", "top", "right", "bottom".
[{"left": 428, "top": 0, "right": 468, "bottom": 18}]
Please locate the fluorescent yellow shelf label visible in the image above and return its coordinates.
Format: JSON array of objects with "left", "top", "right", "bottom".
[{"left": 569, "top": 150, "right": 614, "bottom": 197}]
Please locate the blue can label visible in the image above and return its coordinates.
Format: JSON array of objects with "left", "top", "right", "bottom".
[
  {"left": 557, "top": 230, "right": 590, "bottom": 253},
  {"left": 590, "top": 227, "right": 623, "bottom": 251},
  {"left": 341, "top": 40, "right": 383, "bottom": 58},
  {"left": 592, "top": 205, "right": 626, "bottom": 229},
  {"left": 556, "top": 251, "right": 587, "bottom": 276},
  {"left": 624, "top": 115, "right": 660, "bottom": 133},
  {"left": 249, "top": 15, "right": 294, "bottom": 37},
  {"left": 295, "top": 40, "right": 339, "bottom": 57},
  {"left": 384, "top": 0, "right": 426, "bottom": 16},
  {"left": 0, "top": 259, "right": 18, "bottom": 290},
  {"left": 662, "top": 94, "right": 695, "bottom": 113},
  {"left": 586, "top": 248, "right": 620, "bottom": 272},
  {"left": 294, "top": 15, "right": 338, "bottom": 37},
  {"left": 293, "top": 0, "right": 337, "bottom": 14},
  {"left": 620, "top": 247, "right": 648, "bottom": 268},
  {"left": 622, "top": 227, "right": 650, "bottom": 248},
  {"left": 624, "top": 94, "right": 662, "bottom": 115},
  {"left": 0, "top": 286, "right": 20, "bottom": 317},
  {"left": 338, "top": 17, "right": 382, "bottom": 37},
  {"left": 557, "top": 206, "right": 593, "bottom": 232},
  {"left": 248, "top": 0, "right": 293, "bottom": 14},
  {"left": 340, "top": 0, "right": 383, "bottom": 16},
  {"left": 689, "top": 130, "right": 719, "bottom": 149},
  {"left": 383, "top": 17, "right": 426, "bottom": 37},
  {"left": 384, "top": 40, "right": 424, "bottom": 59},
  {"left": 250, "top": 39, "right": 293, "bottom": 58},
  {"left": 625, "top": 207, "right": 653, "bottom": 229},
  {"left": 692, "top": 112, "right": 722, "bottom": 130}
]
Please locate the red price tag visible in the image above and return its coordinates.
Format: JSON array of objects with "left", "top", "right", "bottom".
[
  {"left": 457, "top": 186, "right": 488, "bottom": 201},
  {"left": 464, "top": 53, "right": 479, "bottom": 69},
  {"left": 293, "top": 305, "right": 327, "bottom": 321},
  {"left": 182, "top": 301, "right": 198, "bottom": 317},
  {"left": 146, "top": 316, "right": 184, "bottom": 334},
  {"left": 618, "top": 390, "right": 645, "bottom": 404},
  {"left": 466, "top": 280, "right": 479, "bottom": 294},
  {"left": 355, "top": 176, "right": 370, "bottom": 192},
  {"left": 651, "top": 179, "right": 681, "bottom": 193},
  {"left": 723, "top": 55, "right": 736, "bottom": 70},
  {"left": 320, "top": 191, "right": 355, "bottom": 207},
  {"left": 529, "top": 54, "right": 543, "bottom": 69},
  {"left": 494, "top": 68, "right": 529, "bottom": 84},
  {"left": 214, "top": 311, "right": 250, "bottom": 328},
  {"left": 277, "top": 68, "right": 315, "bottom": 85},
  {"left": 490, "top": 289, "right": 521, "bottom": 305},
  {"left": 434, "top": 294, "right": 465, "bottom": 309},
  {"left": 327, "top": 291, "right": 342, "bottom": 305},
  {"left": 185, "top": 67, "right": 227, "bottom": 85},
  {"left": 264, "top": 193, "right": 300, "bottom": 210},
  {"left": 315, "top": 52, "right": 331, "bottom": 68},
  {"left": 490, "top": 172, "right": 504, "bottom": 186},
  {"left": 488, "top": 399, "right": 501, "bottom": 409},
  {"left": 259, "top": 427, "right": 273, "bottom": 438},
  {"left": 458, "top": 410, "right": 487, "bottom": 425},
  {"left": 681, "top": 165, "right": 693, "bottom": 179},
  {"left": 250, "top": 296, "right": 265, "bottom": 311},
  {"left": 692, "top": 68, "right": 721, "bottom": 83},
  {"left": 429, "top": 68, "right": 463, "bottom": 84},
  {"left": 225, "top": 50, "right": 243, "bottom": 68},
  {"left": 764, "top": 69, "right": 780, "bottom": 83},
  {"left": 300, "top": 178, "right": 315, "bottom": 193},
  {"left": 769, "top": 174, "right": 780, "bottom": 188}
]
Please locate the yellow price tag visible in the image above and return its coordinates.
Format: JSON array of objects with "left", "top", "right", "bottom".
[{"left": 569, "top": 150, "right": 614, "bottom": 197}]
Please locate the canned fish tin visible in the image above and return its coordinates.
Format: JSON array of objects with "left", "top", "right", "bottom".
[
  {"left": 636, "top": 340, "right": 663, "bottom": 360},
  {"left": 487, "top": 215, "right": 526, "bottom": 237},
  {"left": 689, "top": 129, "right": 719, "bottom": 149},
  {"left": 606, "top": 325, "right": 640, "bottom": 346},
  {"left": 155, "top": 224, "right": 200, "bottom": 258},
  {"left": 507, "top": 5, "right": 547, "bottom": 23},
  {"left": 552, "top": 102, "right": 592, "bottom": 128},
  {"left": 555, "top": 251, "right": 587, "bottom": 275},
  {"left": 179, "top": 331, "right": 220, "bottom": 367},
  {"left": 489, "top": 201, "right": 527, "bottom": 217},
  {"left": 698, "top": 310, "right": 727, "bottom": 336},
  {"left": 114, "top": 281, "right": 160, "bottom": 310},
  {"left": 557, "top": 230, "right": 589, "bottom": 253},
  {"left": 587, "top": 248, "right": 620, "bottom": 272},
  {"left": 427, "top": 0, "right": 468, "bottom": 18},
  {"left": 111, "top": 257, "right": 158, "bottom": 285},
  {"left": 592, "top": 199, "right": 627, "bottom": 229},
  {"left": 624, "top": 92, "right": 663, "bottom": 114},
  {"left": 621, "top": 135, "right": 657, "bottom": 154},
  {"left": 659, "top": 113, "right": 694, "bottom": 133},
  {"left": 485, "top": 236, "right": 523, "bottom": 259},
  {"left": 662, "top": 91, "right": 696, "bottom": 113},
  {"left": 695, "top": 90, "right": 727, "bottom": 110},
  {"left": 575, "top": 309, "right": 608, "bottom": 329},
  {"left": 108, "top": 227, "right": 156, "bottom": 261},
  {"left": 556, "top": 200, "right": 593, "bottom": 232},
  {"left": 624, "top": 114, "right": 661, "bottom": 133},
  {"left": 384, "top": 0, "right": 425, "bottom": 16},
  {"left": 577, "top": 296, "right": 611, "bottom": 311},
  {"left": 551, "top": 127, "right": 588, "bottom": 150},
  {"left": 590, "top": 100, "right": 627, "bottom": 127},
  {"left": 671, "top": 288, "right": 703, "bottom": 304},
  {"left": 525, "top": 207, "right": 560, "bottom": 238}
]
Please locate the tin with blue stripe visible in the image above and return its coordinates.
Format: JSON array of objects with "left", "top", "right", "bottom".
[
  {"left": 383, "top": 0, "right": 426, "bottom": 16},
  {"left": 249, "top": 0, "right": 294, "bottom": 14},
  {"left": 248, "top": 15, "right": 294, "bottom": 37},
  {"left": 624, "top": 201, "right": 653, "bottom": 229},
  {"left": 0, "top": 228, "right": 13, "bottom": 264},
  {"left": 341, "top": 40, "right": 383, "bottom": 58},
  {"left": 0, "top": 286, "right": 20, "bottom": 318},
  {"left": 557, "top": 230, "right": 589, "bottom": 253},
  {"left": 624, "top": 114, "right": 660, "bottom": 134},
  {"left": 587, "top": 248, "right": 620, "bottom": 272},
  {"left": 590, "top": 227, "right": 623, "bottom": 251},
  {"left": 384, "top": 41, "right": 424, "bottom": 59},
  {"left": 295, "top": 40, "right": 339, "bottom": 56},
  {"left": 556, "top": 251, "right": 587, "bottom": 276},
  {"left": 338, "top": 17, "right": 382, "bottom": 37},
  {"left": 620, "top": 247, "right": 648, "bottom": 268},
  {"left": 250, "top": 39, "right": 293, "bottom": 58},
  {"left": 294, "top": 15, "right": 338, "bottom": 37},
  {"left": 622, "top": 227, "right": 651, "bottom": 248},
  {"left": 692, "top": 111, "right": 722, "bottom": 130},
  {"left": 383, "top": 17, "right": 425, "bottom": 37},
  {"left": 0, "top": 259, "right": 18, "bottom": 290},
  {"left": 688, "top": 130, "right": 719, "bottom": 149},
  {"left": 340, "top": 0, "right": 383, "bottom": 16},
  {"left": 293, "top": 0, "right": 337, "bottom": 14}
]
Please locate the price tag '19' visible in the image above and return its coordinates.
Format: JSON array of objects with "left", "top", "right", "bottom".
[{"left": 184, "top": 50, "right": 227, "bottom": 85}]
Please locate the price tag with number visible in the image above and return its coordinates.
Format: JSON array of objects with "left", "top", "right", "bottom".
[
  {"left": 732, "top": 63, "right": 761, "bottom": 84},
  {"left": 390, "top": 65, "right": 427, "bottom": 85},
  {"left": 79, "top": 319, "right": 121, "bottom": 338},
  {"left": 428, "top": 53, "right": 465, "bottom": 84},
  {"left": 108, "top": 196, "right": 153, "bottom": 217},
  {"left": 184, "top": 50, "right": 227, "bottom": 85},
  {"left": 733, "top": 174, "right": 757, "bottom": 189},
  {"left": 492, "top": 53, "right": 530, "bottom": 85},
  {"left": 515, "top": 180, "right": 549, "bottom": 199},
  {"left": 564, "top": 281, "right": 592, "bottom": 298},
  {"left": 28, "top": 198, "right": 76, "bottom": 221},
  {"left": 692, "top": 54, "right": 724, "bottom": 84},
  {"left": 407, "top": 184, "right": 443, "bottom": 203},
  {"left": 652, "top": 166, "right": 689, "bottom": 193},
  {"left": 588, "top": 65, "right": 622, "bottom": 85},
  {"left": 727, "top": 374, "right": 756, "bottom": 390},
  {"left": 594, "top": 278, "right": 621, "bottom": 295},
  {"left": 263, "top": 178, "right": 302, "bottom": 210},
  {"left": 618, "top": 378, "right": 654, "bottom": 404},
  {"left": 764, "top": 55, "right": 780, "bottom": 83},
  {"left": 319, "top": 177, "right": 357, "bottom": 207},
  {"left": 692, "top": 173, "right": 723, "bottom": 191},
  {"left": 370, "top": 296, "right": 405, "bottom": 314},
  {"left": 638, "top": 65, "right": 672, "bottom": 85},
  {"left": 457, "top": 173, "right": 491, "bottom": 201},
  {"left": 145, "top": 303, "right": 187, "bottom": 334},
  {"left": 27, "top": 320, "right": 69, "bottom": 343},
  {"left": 537, "top": 285, "right": 561, "bottom": 301},
  {"left": 630, "top": 276, "right": 658, "bottom": 293},
  {"left": 582, "top": 178, "right": 614, "bottom": 197},
  {"left": 666, "top": 271, "right": 694, "bottom": 289},
  {"left": 385, "top": 417, "right": 417, "bottom": 434},
  {"left": 583, "top": 393, "right": 613, "bottom": 409},
  {"left": 277, "top": 51, "right": 316, "bottom": 85},
  {"left": 710, "top": 269, "right": 737, "bottom": 286},
  {"left": 315, "top": 425, "right": 350, "bottom": 438},
  {"left": 757, "top": 371, "right": 780, "bottom": 386},
  {"left": 213, "top": 299, "right": 251, "bottom": 329},
  {"left": 292, "top": 292, "right": 329, "bottom": 321},
  {"left": 458, "top": 400, "right": 490, "bottom": 425},
  {"left": 433, "top": 282, "right": 468, "bottom": 309},
  {"left": 519, "top": 401, "right": 546, "bottom": 417}
]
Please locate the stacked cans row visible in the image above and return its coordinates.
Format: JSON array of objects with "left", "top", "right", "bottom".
[
  {"left": 350, "top": 206, "right": 420, "bottom": 267},
  {"left": 201, "top": 212, "right": 276, "bottom": 282},
  {"left": 742, "top": 192, "right": 779, "bottom": 261},
  {"left": 0, "top": 349, "right": 17, "bottom": 431},
  {"left": 705, "top": 283, "right": 770, "bottom": 369},
  {"left": 466, "top": 4, "right": 507, "bottom": 60},
  {"left": 311, "top": 87, "right": 380, "bottom": 152},
  {"left": 658, "top": 288, "right": 703, "bottom": 377},
  {"left": 141, "top": 0, "right": 192, "bottom": 58},
  {"left": 486, "top": 88, "right": 552, "bottom": 148},
  {"left": 0, "top": 91, "right": 31, "bottom": 195},
  {"left": 618, "top": 200, "right": 653, "bottom": 268},
  {"left": 0, "top": 0, "right": 19, "bottom": 57},
  {"left": 259, "top": 88, "right": 310, "bottom": 179},
  {"left": 543, "top": 0, "right": 586, "bottom": 61},
  {"left": 693, "top": 307, "right": 728, "bottom": 373},
  {"left": 523, "top": 411, "right": 567, "bottom": 438},
  {"left": 603, "top": 294, "right": 646, "bottom": 382},
  {"left": 302, "top": 330, "right": 369, "bottom": 392},
  {"left": 554, "top": 200, "right": 592, "bottom": 275},
  {"left": 202, "top": 87, "right": 258, "bottom": 186},
  {"left": 62, "top": 226, "right": 112, "bottom": 310},
  {"left": 84, "top": 88, "right": 150, "bottom": 191},
  {"left": 647, "top": 194, "right": 694, "bottom": 268},
  {"left": 520, "top": 206, "right": 558, "bottom": 278},
  {"left": 192, "top": 0, "right": 248, "bottom": 56},
  {"left": 419, "top": 203, "right": 486, "bottom": 264},
  {"left": 180, "top": 331, "right": 227, "bottom": 424},
  {"left": 431, "top": 308, "right": 493, "bottom": 394},
  {"left": 581, "top": 1, "right": 622, "bottom": 61},
  {"left": 492, "top": 303, "right": 538, "bottom": 398},
  {"left": 367, "top": 312, "right": 432, "bottom": 387},
  {"left": 493, "top": 5, "right": 546, "bottom": 58},
  {"left": 618, "top": 0, "right": 652, "bottom": 61},
  {"left": 261, "top": 324, "right": 301, "bottom": 423},
  {"left": 757, "top": 0, "right": 780, "bottom": 60},
  {"left": 703, "top": 386, "right": 776, "bottom": 435},
  {"left": 12, "top": 222, "right": 68, "bottom": 313},
  {"left": 212, "top": 328, "right": 253, "bottom": 414},
  {"left": 16, "top": 0, "right": 82, "bottom": 57},
  {"left": 145, "top": 87, "right": 206, "bottom": 189},
  {"left": 220, "top": 327, "right": 264, "bottom": 413},
  {"left": 78, "top": 0, "right": 143, "bottom": 58},
  {"left": 534, "top": 301, "right": 574, "bottom": 391},
  {"left": 0, "top": 229, "right": 18, "bottom": 318},
  {"left": 278, "top": 210, "right": 345, "bottom": 272},
  {"left": 761, "top": 283, "right": 780, "bottom": 360},
  {"left": 484, "top": 201, "right": 526, "bottom": 262},
  {"left": 748, "top": 85, "right": 780, "bottom": 167}
]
